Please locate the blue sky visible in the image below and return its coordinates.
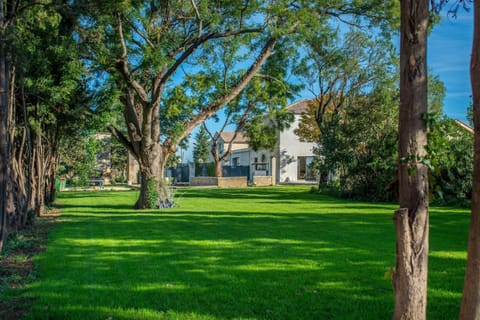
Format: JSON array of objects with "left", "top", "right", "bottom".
[{"left": 429, "top": 10, "right": 473, "bottom": 122}]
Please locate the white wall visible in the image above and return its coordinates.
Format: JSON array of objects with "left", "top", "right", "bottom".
[
  {"left": 226, "top": 114, "right": 317, "bottom": 183},
  {"left": 277, "top": 115, "right": 316, "bottom": 183},
  {"left": 230, "top": 149, "right": 251, "bottom": 167}
]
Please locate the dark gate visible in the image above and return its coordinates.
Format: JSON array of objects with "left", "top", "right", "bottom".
[
  {"left": 165, "top": 164, "right": 190, "bottom": 183},
  {"left": 222, "top": 165, "right": 250, "bottom": 178}
]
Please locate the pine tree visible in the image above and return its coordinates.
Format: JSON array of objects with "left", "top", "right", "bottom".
[{"left": 193, "top": 126, "right": 210, "bottom": 164}]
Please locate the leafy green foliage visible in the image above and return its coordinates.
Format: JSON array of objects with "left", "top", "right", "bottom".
[
  {"left": 294, "top": 25, "right": 399, "bottom": 201},
  {"left": 315, "top": 91, "right": 399, "bottom": 201},
  {"left": 59, "top": 135, "right": 103, "bottom": 186},
  {"left": 428, "top": 118, "right": 473, "bottom": 206},
  {"left": 195, "top": 162, "right": 216, "bottom": 177},
  {"left": 146, "top": 178, "right": 159, "bottom": 209}
]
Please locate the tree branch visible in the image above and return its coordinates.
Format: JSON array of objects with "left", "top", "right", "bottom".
[
  {"left": 160, "top": 28, "right": 263, "bottom": 84},
  {"left": 152, "top": 27, "right": 264, "bottom": 109},
  {"left": 170, "top": 36, "right": 278, "bottom": 145},
  {"left": 107, "top": 124, "right": 136, "bottom": 157},
  {"left": 115, "top": 13, "right": 150, "bottom": 105},
  {"left": 190, "top": 0, "right": 202, "bottom": 37},
  {"left": 127, "top": 18, "right": 155, "bottom": 49}
]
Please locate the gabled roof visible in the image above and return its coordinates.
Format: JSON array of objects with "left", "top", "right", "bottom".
[
  {"left": 455, "top": 119, "right": 474, "bottom": 134},
  {"left": 286, "top": 99, "right": 311, "bottom": 114},
  {"left": 218, "top": 131, "right": 249, "bottom": 143}
]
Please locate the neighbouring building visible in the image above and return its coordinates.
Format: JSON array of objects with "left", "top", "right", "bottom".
[
  {"left": 94, "top": 133, "right": 112, "bottom": 184},
  {"left": 127, "top": 152, "right": 140, "bottom": 185},
  {"left": 125, "top": 100, "right": 318, "bottom": 185},
  {"left": 220, "top": 99, "right": 318, "bottom": 184}
]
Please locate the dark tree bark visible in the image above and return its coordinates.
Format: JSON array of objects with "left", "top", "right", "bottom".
[
  {"left": 459, "top": 1, "right": 480, "bottom": 318},
  {"left": 393, "top": 1, "right": 429, "bottom": 319},
  {"left": 0, "top": 0, "right": 14, "bottom": 252}
]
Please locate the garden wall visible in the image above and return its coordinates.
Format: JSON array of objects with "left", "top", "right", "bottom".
[
  {"left": 190, "top": 176, "right": 247, "bottom": 188},
  {"left": 253, "top": 176, "right": 273, "bottom": 186}
]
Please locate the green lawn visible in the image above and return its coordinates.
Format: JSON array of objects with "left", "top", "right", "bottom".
[{"left": 23, "top": 186, "right": 469, "bottom": 319}]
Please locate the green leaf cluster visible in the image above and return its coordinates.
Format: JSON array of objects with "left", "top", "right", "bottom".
[{"left": 428, "top": 117, "right": 473, "bottom": 206}]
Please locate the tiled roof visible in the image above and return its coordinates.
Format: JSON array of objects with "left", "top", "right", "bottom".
[
  {"left": 455, "top": 119, "right": 474, "bottom": 134},
  {"left": 218, "top": 131, "right": 249, "bottom": 143},
  {"left": 286, "top": 99, "right": 311, "bottom": 114}
]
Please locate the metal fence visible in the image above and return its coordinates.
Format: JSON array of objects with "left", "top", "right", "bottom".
[
  {"left": 166, "top": 163, "right": 250, "bottom": 184},
  {"left": 165, "top": 164, "right": 190, "bottom": 183},
  {"left": 222, "top": 165, "right": 250, "bottom": 178}
]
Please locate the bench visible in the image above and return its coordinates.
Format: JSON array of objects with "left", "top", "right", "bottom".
[{"left": 86, "top": 179, "right": 104, "bottom": 189}]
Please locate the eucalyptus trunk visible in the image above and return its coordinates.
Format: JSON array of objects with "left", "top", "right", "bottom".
[
  {"left": 29, "top": 129, "right": 45, "bottom": 216},
  {"left": 8, "top": 81, "right": 30, "bottom": 229},
  {"left": 393, "top": 1, "right": 429, "bottom": 319},
  {"left": 459, "top": 1, "right": 480, "bottom": 318}
]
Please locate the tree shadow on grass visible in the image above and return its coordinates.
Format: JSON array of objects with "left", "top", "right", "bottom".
[
  {"left": 27, "top": 221, "right": 394, "bottom": 319},
  {"left": 24, "top": 190, "right": 469, "bottom": 320}
]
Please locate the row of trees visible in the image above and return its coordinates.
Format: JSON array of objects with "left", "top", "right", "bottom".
[{"left": 0, "top": 1, "right": 96, "bottom": 252}]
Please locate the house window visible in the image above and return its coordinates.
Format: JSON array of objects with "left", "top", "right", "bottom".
[
  {"left": 255, "top": 163, "right": 267, "bottom": 171},
  {"left": 232, "top": 157, "right": 240, "bottom": 167},
  {"left": 297, "top": 156, "right": 316, "bottom": 180},
  {"left": 253, "top": 155, "right": 268, "bottom": 171}
]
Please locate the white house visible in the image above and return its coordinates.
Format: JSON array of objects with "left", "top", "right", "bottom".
[{"left": 222, "top": 99, "right": 317, "bottom": 184}]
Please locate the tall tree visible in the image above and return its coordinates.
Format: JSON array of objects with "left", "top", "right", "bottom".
[
  {"left": 393, "top": 0, "right": 429, "bottom": 319},
  {"left": 12, "top": 2, "right": 89, "bottom": 218},
  {"left": 295, "top": 28, "right": 396, "bottom": 139},
  {"left": 72, "top": 1, "right": 286, "bottom": 208},
  {"left": 311, "top": 89, "right": 399, "bottom": 201},
  {"left": 460, "top": 0, "right": 480, "bottom": 317},
  {"left": 193, "top": 125, "right": 210, "bottom": 164},
  {"left": 294, "top": 27, "right": 398, "bottom": 192},
  {"left": 0, "top": 0, "right": 16, "bottom": 252}
]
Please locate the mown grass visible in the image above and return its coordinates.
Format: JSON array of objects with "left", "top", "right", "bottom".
[{"left": 21, "top": 186, "right": 469, "bottom": 319}]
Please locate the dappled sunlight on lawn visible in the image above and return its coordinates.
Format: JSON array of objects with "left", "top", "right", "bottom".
[{"left": 22, "top": 186, "right": 470, "bottom": 319}]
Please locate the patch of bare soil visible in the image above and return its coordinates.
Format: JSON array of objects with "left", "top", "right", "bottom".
[{"left": 0, "top": 214, "right": 57, "bottom": 320}]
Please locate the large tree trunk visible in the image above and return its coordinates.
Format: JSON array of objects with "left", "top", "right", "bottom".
[
  {"left": 29, "top": 129, "right": 45, "bottom": 216},
  {"left": 393, "top": 1, "right": 429, "bottom": 319},
  {"left": 215, "top": 161, "right": 223, "bottom": 178},
  {"left": 0, "top": 0, "right": 10, "bottom": 252},
  {"left": 133, "top": 143, "right": 172, "bottom": 209},
  {"left": 459, "top": 1, "right": 480, "bottom": 318},
  {"left": 211, "top": 148, "right": 223, "bottom": 178},
  {"left": 8, "top": 79, "right": 30, "bottom": 230}
]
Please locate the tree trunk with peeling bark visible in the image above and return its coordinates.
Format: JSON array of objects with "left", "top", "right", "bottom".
[
  {"left": 393, "top": 1, "right": 429, "bottom": 319},
  {"left": 459, "top": 1, "right": 480, "bottom": 319}
]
